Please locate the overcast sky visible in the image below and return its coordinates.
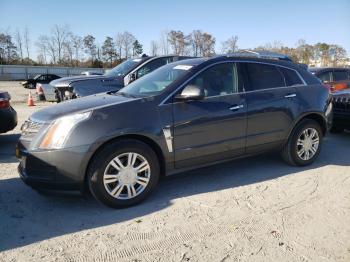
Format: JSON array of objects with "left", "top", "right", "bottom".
[{"left": 1, "top": 0, "right": 350, "bottom": 59}]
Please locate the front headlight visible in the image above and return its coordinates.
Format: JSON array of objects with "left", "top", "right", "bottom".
[{"left": 39, "top": 111, "right": 91, "bottom": 149}]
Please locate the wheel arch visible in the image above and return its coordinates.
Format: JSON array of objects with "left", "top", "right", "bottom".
[
  {"left": 84, "top": 134, "right": 166, "bottom": 185},
  {"left": 290, "top": 112, "right": 327, "bottom": 137}
]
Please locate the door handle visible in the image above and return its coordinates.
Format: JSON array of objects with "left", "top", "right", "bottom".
[
  {"left": 229, "top": 104, "right": 244, "bottom": 111},
  {"left": 284, "top": 93, "right": 297, "bottom": 98}
]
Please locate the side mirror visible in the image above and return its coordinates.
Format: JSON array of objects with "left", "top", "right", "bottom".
[{"left": 175, "top": 85, "right": 204, "bottom": 101}]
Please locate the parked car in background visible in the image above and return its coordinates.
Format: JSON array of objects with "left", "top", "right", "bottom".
[
  {"left": 331, "top": 89, "right": 350, "bottom": 133},
  {"left": 51, "top": 55, "right": 193, "bottom": 102},
  {"left": 21, "top": 74, "right": 61, "bottom": 89},
  {"left": 36, "top": 83, "right": 58, "bottom": 102},
  {"left": 0, "top": 91, "right": 17, "bottom": 133},
  {"left": 80, "top": 71, "right": 103, "bottom": 76},
  {"left": 309, "top": 67, "right": 350, "bottom": 92},
  {"left": 17, "top": 53, "right": 332, "bottom": 208}
]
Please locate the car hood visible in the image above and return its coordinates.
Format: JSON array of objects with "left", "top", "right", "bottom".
[
  {"left": 50, "top": 74, "right": 122, "bottom": 87},
  {"left": 30, "top": 93, "right": 136, "bottom": 123}
]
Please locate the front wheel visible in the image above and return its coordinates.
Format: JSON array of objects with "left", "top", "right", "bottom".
[
  {"left": 281, "top": 119, "right": 323, "bottom": 166},
  {"left": 88, "top": 139, "right": 160, "bottom": 208}
]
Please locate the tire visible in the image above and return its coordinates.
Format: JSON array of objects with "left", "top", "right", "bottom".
[
  {"left": 28, "top": 83, "right": 35, "bottom": 89},
  {"left": 281, "top": 119, "right": 323, "bottom": 166},
  {"left": 330, "top": 125, "right": 344, "bottom": 133},
  {"left": 88, "top": 139, "right": 160, "bottom": 208}
]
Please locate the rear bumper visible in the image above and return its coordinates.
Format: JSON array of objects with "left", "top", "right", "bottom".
[{"left": 0, "top": 107, "right": 17, "bottom": 133}]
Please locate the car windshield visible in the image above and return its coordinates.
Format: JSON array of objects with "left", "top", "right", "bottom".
[
  {"left": 116, "top": 63, "right": 195, "bottom": 97},
  {"left": 104, "top": 58, "right": 143, "bottom": 77},
  {"left": 33, "top": 75, "right": 41, "bottom": 80}
]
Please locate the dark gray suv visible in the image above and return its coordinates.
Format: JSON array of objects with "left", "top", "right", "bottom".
[{"left": 17, "top": 54, "right": 332, "bottom": 208}]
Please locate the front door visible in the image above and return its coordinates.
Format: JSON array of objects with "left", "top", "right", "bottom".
[{"left": 172, "top": 62, "right": 247, "bottom": 168}]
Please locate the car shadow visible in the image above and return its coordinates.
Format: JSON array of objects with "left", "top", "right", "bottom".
[
  {"left": 0, "top": 132, "right": 349, "bottom": 251},
  {"left": 0, "top": 133, "right": 20, "bottom": 163}
]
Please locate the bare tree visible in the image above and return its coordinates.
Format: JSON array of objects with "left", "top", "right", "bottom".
[
  {"left": 36, "top": 35, "right": 56, "bottom": 64},
  {"left": 24, "top": 27, "right": 30, "bottom": 60},
  {"left": 51, "top": 24, "right": 70, "bottom": 63},
  {"left": 150, "top": 41, "right": 158, "bottom": 56},
  {"left": 167, "top": 30, "right": 189, "bottom": 55},
  {"left": 329, "top": 44, "right": 347, "bottom": 66},
  {"left": 190, "top": 30, "right": 203, "bottom": 56},
  {"left": 14, "top": 29, "right": 23, "bottom": 61},
  {"left": 35, "top": 36, "right": 48, "bottom": 64},
  {"left": 71, "top": 34, "right": 83, "bottom": 66},
  {"left": 115, "top": 32, "right": 123, "bottom": 59},
  {"left": 121, "top": 31, "right": 136, "bottom": 59},
  {"left": 221, "top": 35, "right": 238, "bottom": 54},
  {"left": 200, "top": 33, "right": 216, "bottom": 57},
  {"left": 295, "top": 39, "right": 314, "bottom": 65},
  {"left": 159, "top": 30, "right": 170, "bottom": 55}
]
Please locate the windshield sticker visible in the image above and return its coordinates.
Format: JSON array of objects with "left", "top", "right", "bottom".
[
  {"left": 133, "top": 58, "right": 142, "bottom": 62},
  {"left": 173, "top": 65, "right": 193, "bottom": 70}
]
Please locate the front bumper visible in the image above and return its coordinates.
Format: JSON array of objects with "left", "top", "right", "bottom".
[{"left": 16, "top": 141, "right": 91, "bottom": 191}]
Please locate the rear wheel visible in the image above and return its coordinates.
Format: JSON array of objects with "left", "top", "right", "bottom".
[
  {"left": 281, "top": 119, "right": 322, "bottom": 166},
  {"left": 88, "top": 139, "right": 160, "bottom": 208}
]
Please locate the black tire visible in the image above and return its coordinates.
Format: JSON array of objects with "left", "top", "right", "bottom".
[
  {"left": 38, "top": 94, "right": 46, "bottom": 101},
  {"left": 28, "top": 83, "right": 35, "bottom": 89},
  {"left": 330, "top": 125, "right": 344, "bottom": 134},
  {"left": 88, "top": 139, "right": 160, "bottom": 208},
  {"left": 281, "top": 119, "right": 323, "bottom": 166}
]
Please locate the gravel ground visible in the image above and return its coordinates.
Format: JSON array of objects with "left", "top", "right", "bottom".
[{"left": 0, "top": 81, "right": 349, "bottom": 262}]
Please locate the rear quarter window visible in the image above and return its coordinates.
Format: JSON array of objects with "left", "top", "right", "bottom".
[
  {"left": 279, "top": 67, "right": 303, "bottom": 86},
  {"left": 245, "top": 63, "right": 285, "bottom": 91}
]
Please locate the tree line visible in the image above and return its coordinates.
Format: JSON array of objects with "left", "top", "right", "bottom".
[{"left": 0, "top": 25, "right": 348, "bottom": 68}]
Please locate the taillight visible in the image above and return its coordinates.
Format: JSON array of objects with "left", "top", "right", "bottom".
[{"left": 0, "top": 98, "right": 10, "bottom": 108}]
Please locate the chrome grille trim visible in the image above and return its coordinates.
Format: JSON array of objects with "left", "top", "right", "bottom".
[{"left": 21, "top": 120, "right": 44, "bottom": 141}]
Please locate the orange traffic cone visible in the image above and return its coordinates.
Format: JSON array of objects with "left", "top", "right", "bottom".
[{"left": 27, "top": 92, "right": 35, "bottom": 106}]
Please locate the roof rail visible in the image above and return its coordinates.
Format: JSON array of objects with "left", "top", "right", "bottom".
[{"left": 227, "top": 50, "right": 293, "bottom": 62}]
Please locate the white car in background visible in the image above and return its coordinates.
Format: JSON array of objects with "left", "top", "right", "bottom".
[{"left": 36, "top": 83, "right": 58, "bottom": 102}]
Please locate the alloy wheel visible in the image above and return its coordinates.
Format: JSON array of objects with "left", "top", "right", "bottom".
[
  {"left": 103, "top": 152, "right": 151, "bottom": 200},
  {"left": 296, "top": 128, "right": 320, "bottom": 161}
]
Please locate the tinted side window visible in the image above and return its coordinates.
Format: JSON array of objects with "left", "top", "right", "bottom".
[
  {"left": 137, "top": 58, "right": 171, "bottom": 78},
  {"left": 280, "top": 67, "right": 303, "bottom": 86},
  {"left": 186, "top": 63, "right": 239, "bottom": 97},
  {"left": 333, "top": 70, "right": 348, "bottom": 81},
  {"left": 246, "top": 63, "right": 285, "bottom": 90},
  {"left": 317, "top": 71, "right": 332, "bottom": 82}
]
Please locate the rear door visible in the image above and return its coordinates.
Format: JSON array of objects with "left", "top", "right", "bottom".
[
  {"left": 243, "top": 62, "right": 302, "bottom": 153},
  {"left": 172, "top": 62, "right": 247, "bottom": 168}
]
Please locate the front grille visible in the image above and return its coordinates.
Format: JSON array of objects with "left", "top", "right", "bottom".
[
  {"left": 333, "top": 96, "right": 350, "bottom": 113},
  {"left": 21, "top": 120, "right": 44, "bottom": 141}
]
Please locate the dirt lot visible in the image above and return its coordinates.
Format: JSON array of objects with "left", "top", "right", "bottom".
[{"left": 0, "top": 81, "right": 349, "bottom": 262}]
